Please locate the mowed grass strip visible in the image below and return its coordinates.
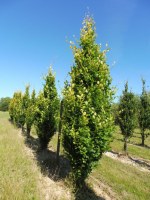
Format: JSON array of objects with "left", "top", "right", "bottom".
[
  {"left": 0, "top": 112, "right": 40, "bottom": 200},
  {"left": 92, "top": 155, "right": 150, "bottom": 200}
]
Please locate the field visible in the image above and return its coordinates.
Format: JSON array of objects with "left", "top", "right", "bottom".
[{"left": 0, "top": 111, "right": 150, "bottom": 200}]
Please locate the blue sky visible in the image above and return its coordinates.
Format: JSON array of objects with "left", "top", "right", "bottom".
[{"left": 0, "top": 0, "right": 150, "bottom": 100}]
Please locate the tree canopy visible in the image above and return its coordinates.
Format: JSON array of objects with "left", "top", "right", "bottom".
[{"left": 0, "top": 97, "right": 11, "bottom": 111}]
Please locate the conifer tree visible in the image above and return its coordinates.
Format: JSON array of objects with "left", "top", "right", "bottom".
[
  {"left": 20, "top": 85, "right": 30, "bottom": 131},
  {"left": 9, "top": 92, "right": 17, "bottom": 122},
  {"left": 9, "top": 91, "right": 24, "bottom": 127},
  {"left": 25, "top": 89, "right": 36, "bottom": 137},
  {"left": 62, "top": 16, "right": 114, "bottom": 186},
  {"left": 34, "top": 68, "right": 59, "bottom": 150},
  {"left": 139, "top": 79, "right": 150, "bottom": 146},
  {"left": 118, "top": 82, "right": 136, "bottom": 154}
]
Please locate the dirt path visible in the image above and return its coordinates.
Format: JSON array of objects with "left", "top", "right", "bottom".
[{"left": 105, "top": 151, "right": 150, "bottom": 173}]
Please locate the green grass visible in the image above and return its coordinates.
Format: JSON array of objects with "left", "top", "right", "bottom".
[
  {"left": 0, "top": 112, "right": 40, "bottom": 200},
  {"left": 1, "top": 112, "right": 149, "bottom": 200},
  {"left": 92, "top": 155, "right": 150, "bottom": 200},
  {"left": 111, "top": 126, "right": 150, "bottom": 160},
  {"left": 49, "top": 126, "right": 150, "bottom": 200}
]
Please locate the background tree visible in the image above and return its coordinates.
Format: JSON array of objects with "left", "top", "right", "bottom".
[
  {"left": 19, "top": 85, "right": 30, "bottom": 131},
  {"left": 0, "top": 97, "right": 11, "bottom": 111},
  {"left": 138, "top": 79, "right": 150, "bottom": 146},
  {"left": 134, "top": 94, "right": 141, "bottom": 128},
  {"left": 9, "top": 91, "right": 24, "bottom": 127},
  {"left": 25, "top": 89, "right": 36, "bottom": 137},
  {"left": 111, "top": 102, "right": 119, "bottom": 125},
  {"left": 62, "top": 16, "right": 114, "bottom": 187},
  {"left": 118, "top": 82, "right": 136, "bottom": 154},
  {"left": 9, "top": 93, "right": 17, "bottom": 121},
  {"left": 34, "top": 68, "right": 59, "bottom": 150}
]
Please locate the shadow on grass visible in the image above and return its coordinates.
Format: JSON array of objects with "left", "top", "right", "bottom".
[
  {"left": 115, "top": 137, "right": 150, "bottom": 150},
  {"left": 75, "top": 182, "right": 105, "bottom": 200},
  {"left": 23, "top": 131, "right": 106, "bottom": 200},
  {"left": 24, "top": 135, "right": 70, "bottom": 181},
  {"left": 115, "top": 138, "right": 123, "bottom": 142},
  {"left": 143, "top": 144, "right": 150, "bottom": 149},
  {"left": 128, "top": 141, "right": 150, "bottom": 150},
  {"left": 8, "top": 118, "right": 13, "bottom": 124},
  {"left": 131, "top": 134, "right": 141, "bottom": 139},
  {"left": 128, "top": 156, "right": 150, "bottom": 169}
]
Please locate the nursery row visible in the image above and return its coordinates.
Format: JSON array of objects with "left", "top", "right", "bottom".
[{"left": 9, "top": 16, "right": 114, "bottom": 188}]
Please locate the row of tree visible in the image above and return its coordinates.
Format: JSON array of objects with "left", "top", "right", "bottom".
[
  {"left": 114, "top": 80, "right": 150, "bottom": 154},
  {"left": 8, "top": 16, "right": 114, "bottom": 188},
  {"left": 9, "top": 69, "right": 59, "bottom": 149}
]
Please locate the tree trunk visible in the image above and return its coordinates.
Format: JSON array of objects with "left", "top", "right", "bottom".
[
  {"left": 26, "top": 126, "right": 31, "bottom": 138},
  {"left": 141, "top": 130, "right": 145, "bottom": 146},
  {"left": 21, "top": 125, "right": 24, "bottom": 133},
  {"left": 56, "top": 100, "right": 63, "bottom": 165},
  {"left": 124, "top": 137, "right": 128, "bottom": 155}
]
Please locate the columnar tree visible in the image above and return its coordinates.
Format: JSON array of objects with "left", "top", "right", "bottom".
[
  {"left": 9, "top": 91, "right": 24, "bottom": 127},
  {"left": 20, "top": 85, "right": 30, "bottom": 131},
  {"left": 34, "top": 68, "right": 59, "bottom": 150},
  {"left": 62, "top": 16, "right": 114, "bottom": 186},
  {"left": 139, "top": 79, "right": 150, "bottom": 146},
  {"left": 118, "top": 82, "right": 136, "bottom": 154},
  {"left": 25, "top": 89, "right": 36, "bottom": 137},
  {"left": 9, "top": 93, "right": 17, "bottom": 121}
]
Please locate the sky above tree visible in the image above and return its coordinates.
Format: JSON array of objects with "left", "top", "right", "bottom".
[{"left": 0, "top": 0, "right": 150, "bottom": 100}]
